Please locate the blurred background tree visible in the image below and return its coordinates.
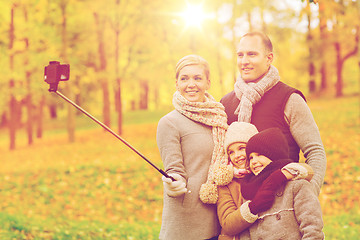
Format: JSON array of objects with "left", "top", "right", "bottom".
[{"left": 0, "top": 0, "right": 359, "bottom": 150}]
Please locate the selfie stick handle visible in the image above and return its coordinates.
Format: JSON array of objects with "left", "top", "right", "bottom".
[{"left": 54, "top": 90, "right": 175, "bottom": 182}]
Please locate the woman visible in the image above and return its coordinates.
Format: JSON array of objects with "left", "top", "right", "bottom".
[{"left": 156, "top": 55, "right": 229, "bottom": 240}]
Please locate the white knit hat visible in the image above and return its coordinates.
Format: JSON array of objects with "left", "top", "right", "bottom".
[
  {"left": 224, "top": 122, "right": 259, "bottom": 153},
  {"left": 199, "top": 122, "right": 258, "bottom": 204}
]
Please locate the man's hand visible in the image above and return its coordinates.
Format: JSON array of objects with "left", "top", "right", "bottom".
[{"left": 282, "top": 162, "right": 312, "bottom": 181}]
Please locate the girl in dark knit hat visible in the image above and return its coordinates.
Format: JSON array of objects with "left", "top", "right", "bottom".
[
  {"left": 217, "top": 125, "right": 321, "bottom": 240},
  {"left": 240, "top": 128, "right": 324, "bottom": 239}
]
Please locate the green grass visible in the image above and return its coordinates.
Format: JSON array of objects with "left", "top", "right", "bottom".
[
  {"left": 1, "top": 213, "right": 359, "bottom": 240},
  {"left": 323, "top": 214, "right": 360, "bottom": 240},
  {"left": 0, "top": 212, "right": 161, "bottom": 240}
]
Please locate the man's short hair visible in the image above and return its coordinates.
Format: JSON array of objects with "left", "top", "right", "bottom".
[{"left": 242, "top": 32, "right": 273, "bottom": 53}]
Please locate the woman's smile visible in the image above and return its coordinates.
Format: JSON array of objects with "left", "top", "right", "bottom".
[{"left": 176, "top": 64, "right": 210, "bottom": 102}]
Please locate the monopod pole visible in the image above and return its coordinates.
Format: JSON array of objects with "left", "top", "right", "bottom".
[{"left": 54, "top": 90, "right": 175, "bottom": 181}]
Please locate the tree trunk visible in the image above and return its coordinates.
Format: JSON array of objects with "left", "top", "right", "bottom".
[
  {"left": 333, "top": 0, "right": 359, "bottom": 97},
  {"left": 334, "top": 27, "right": 359, "bottom": 97},
  {"left": 318, "top": 1, "right": 329, "bottom": 91},
  {"left": 334, "top": 42, "right": 343, "bottom": 97},
  {"left": 9, "top": 94, "right": 20, "bottom": 150},
  {"left": 153, "top": 87, "right": 159, "bottom": 110},
  {"left": 60, "top": 1, "right": 75, "bottom": 142},
  {"left": 94, "top": 12, "right": 111, "bottom": 128},
  {"left": 25, "top": 73, "right": 33, "bottom": 145},
  {"left": 23, "top": 7, "right": 33, "bottom": 145},
  {"left": 0, "top": 113, "right": 7, "bottom": 127},
  {"left": 213, "top": 0, "right": 225, "bottom": 95},
  {"left": 114, "top": 0, "right": 123, "bottom": 135},
  {"left": 260, "top": 6, "right": 267, "bottom": 33},
  {"left": 231, "top": 0, "right": 239, "bottom": 83},
  {"left": 49, "top": 105, "right": 57, "bottom": 118},
  {"left": 306, "top": 1, "right": 316, "bottom": 93},
  {"left": 115, "top": 77, "right": 123, "bottom": 135},
  {"left": 36, "top": 96, "right": 45, "bottom": 139},
  {"left": 139, "top": 80, "right": 149, "bottom": 110},
  {"left": 8, "top": 4, "right": 17, "bottom": 150},
  {"left": 101, "top": 78, "right": 111, "bottom": 127}
]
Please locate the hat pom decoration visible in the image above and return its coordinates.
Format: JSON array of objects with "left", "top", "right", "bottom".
[
  {"left": 199, "top": 161, "right": 234, "bottom": 204},
  {"left": 213, "top": 162, "right": 234, "bottom": 186},
  {"left": 199, "top": 137, "right": 233, "bottom": 204},
  {"left": 199, "top": 182, "right": 218, "bottom": 204}
]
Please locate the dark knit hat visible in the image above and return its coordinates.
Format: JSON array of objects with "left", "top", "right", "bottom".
[{"left": 246, "top": 128, "right": 289, "bottom": 162}]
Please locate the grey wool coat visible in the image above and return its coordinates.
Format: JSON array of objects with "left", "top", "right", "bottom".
[
  {"left": 156, "top": 110, "right": 221, "bottom": 240},
  {"left": 218, "top": 179, "right": 324, "bottom": 240}
]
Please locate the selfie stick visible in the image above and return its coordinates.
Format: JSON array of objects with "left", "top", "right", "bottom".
[
  {"left": 44, "top": 62, "right": 175, "bottom": 182},
  {"left": 54, "top": 90, "right": 175, "bottom": 181}
]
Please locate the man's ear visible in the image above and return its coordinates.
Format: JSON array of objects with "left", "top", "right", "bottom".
[{"left": 267, "top": 52, "right": 274, "bottom": 64}]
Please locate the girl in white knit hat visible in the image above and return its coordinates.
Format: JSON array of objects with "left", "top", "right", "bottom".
[{"left": 217, "top": 123, "right": 316, "bottom": 240}]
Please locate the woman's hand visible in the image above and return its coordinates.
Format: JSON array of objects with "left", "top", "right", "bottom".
[{"left": 162, "top": 173, "right": 188, "bottom": 197}]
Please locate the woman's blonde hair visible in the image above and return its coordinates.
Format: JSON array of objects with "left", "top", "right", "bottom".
[{"left": 175, "top": 54, "right": 210, "bottom": 80}]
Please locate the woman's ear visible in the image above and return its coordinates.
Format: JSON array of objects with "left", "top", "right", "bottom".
[{"left": 206, "top": 79, "right": 211, "bottom": 90}]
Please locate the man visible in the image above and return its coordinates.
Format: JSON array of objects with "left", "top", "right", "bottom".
[{"left": 221, "top": 32, "right": 326, "bottom": 195}]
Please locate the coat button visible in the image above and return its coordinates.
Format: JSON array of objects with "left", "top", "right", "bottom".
[{"left": 276, "top": 213, "right": 281, "bottom": 220}]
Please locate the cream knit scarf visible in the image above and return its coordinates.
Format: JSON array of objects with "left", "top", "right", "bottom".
[
  {"left": 234, "top": 65, "right": 280, "bottom": 122},
  {"left": 173, "top": 91, "right": 232, "bottom": 204}
]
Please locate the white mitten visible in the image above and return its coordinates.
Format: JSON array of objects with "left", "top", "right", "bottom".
[
  {"left": 240, "top": 201, "right": 258, "bottom": 223},
  {"left": 162, "top": 173, "right": 187, "bottom": 197}
]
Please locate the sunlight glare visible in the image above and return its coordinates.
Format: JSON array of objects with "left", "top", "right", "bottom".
[{"left": 181, "top": 3, "right": 207, "bottom": 28}]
